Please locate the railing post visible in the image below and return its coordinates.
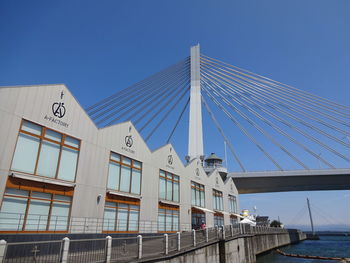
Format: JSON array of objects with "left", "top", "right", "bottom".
[
  {"left": 0, "top": 240, "right": 7, "bottom": 262},
  {"left": 177, "top": 232, "right": 181, "bottom": 251},
  {"left": 192, "top": 229, "right": 196, "bottom": 246},
  {"left": 215, "top": 226, "right": 219, "bottom": 239},
  {"left": 164, "top": 234, "right": 168, "bottom": 255},
  {"left": 205, "top": 228, "right": 209, "bottom": 242},
  {"left": 137, "top": 235, "right": 142, "bottom": 259},
  {"left": 61, "top": 237, "right": 70, "bottom": 263},
  {"left": 105, "top": 236, "right": 112, "bottom": 263}
]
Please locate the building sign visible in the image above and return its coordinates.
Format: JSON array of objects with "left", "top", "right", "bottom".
[
  {"left": 166, "top": 154, "right": 174, "bottom": 170},
  {"left": 44, "top": 91, "right": 69, "bottom": 128},
  {"left": 122, "top": 133, "right": 135, "bottom": 154}
]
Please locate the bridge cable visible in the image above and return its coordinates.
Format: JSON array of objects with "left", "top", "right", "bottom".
[
  {"left": 133, "top": 72, "right": 190, "bottom": 126},
  {"left": 166, "top": 98, "right": 190, "bottom": 144},
  {"left": 124, "top": 73, "right": 190, "bottom": 125},
  {"left": 202, "top": 68, "right": 350, "bottom": 164},
  {"left": 202, "top": 56, "right": 350, "bottom": 119},
  {"left": 201, "top": 83, "right": 284, "bottom": 170},
  {"left": 201, "top": 61, "right": 350, "bottom": 128},
  {"left": 201, "top": 75, "right": 309, "bottom": 170},
  {"left": 145, "top": 85, "right": 190, "bottom": 142},
  {"left": 201, "top": 95, "right": 246, "bottom": 172},
  {"left": 90, "top": 59, "right": 189, "bottom": 121},
  {"left": 87, "top": 57, "right": 189, "bottom": 114},
  {"left": 97, "top": 64, "right": 190, "bottom": 126},
  {"left": 139, "top": 76, "right": 190, "bottom": 133},
  {"left": 94, "top": 61, "right": 189, "bottom": 122},
  {"left": 200, "top": 71, "right": 337, "bottom": 168},
  {"left": 201, "top": 68, "right": 347, "bottom": 165},
  {"left": 201, "top": 64, "right": 350, "bottom": 141},
  {"left": 105, "top": 68, "right": 190, "bottom": 126},
  {"left": 201, "top": 54, "right": 350, "bottom": 114}
]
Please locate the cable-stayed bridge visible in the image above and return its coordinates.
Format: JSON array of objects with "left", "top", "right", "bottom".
[{"left": 86, "top": 45, "right": 350, "bottom": 194}]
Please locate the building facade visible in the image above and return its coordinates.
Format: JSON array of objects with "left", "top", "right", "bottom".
[{"left": 0, "top": 84, "right": 239, "bottom": 234}]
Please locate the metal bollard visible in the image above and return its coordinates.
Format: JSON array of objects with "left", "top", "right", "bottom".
[
  {"left": 192, "top": 229, "right": 196, "bottom": 246},
  {"left": 105, "top": 236, "right": 112, "bottom": 263},
  {"left": 222, "top": 226, "right": 225, "bottom": 240},
  {"left": 164, "top": 234, "right": 168, "bottom": 255},
  {"left": 61, "top": 237, "right": 70, "bottom": 263},
  {"left": 137, "top": 235, "right": 142, "bottom": 259},
  {"left": 0, "top": 240, "right": 7, "bottom": 263},
  {"left": 230, "top": 224, "right": 234, "bottom": 237},
  {"left": 177, "top": 232, "right": 181, "bottom": 251},
  {"left": 205, "top": 228, "right": 209, "bottom": 242}
]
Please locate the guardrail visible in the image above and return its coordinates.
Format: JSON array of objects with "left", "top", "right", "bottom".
[
  {"left": 0, "top": 224, "right": 289, "bottom": 262},
  {"left": 0, "top": 212, "right": 192, "bottom": 234}
]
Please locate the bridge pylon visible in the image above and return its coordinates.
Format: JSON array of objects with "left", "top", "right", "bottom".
[{"left": 187, "top": 44, "right": 204, "bottom": 163}]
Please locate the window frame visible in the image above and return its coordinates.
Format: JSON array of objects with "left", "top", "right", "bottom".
[
  {"left": 0, "top": 179, "right": 73, "bottom": 233},
  {"left": 213, "top": 189, "right": 223, "bottom": 211},
  {"left": 191, "top": 181, "right": 205, "bottom": 207},
  {"left": 107, "top": 152, "right": 142, "bottom": 195},
  {"left": 103, "top": 195, "right": 140, "bottom": 233},
  {"left": 158, "top": 203, "right": 179, "bottom": 233},
  {"left": 228, "top": 195, "right": 237, "bottom": 213},
  {"left": 10, "top": 119, "right": 80, "bottom": 182},
  {"left": 159, "top": 170, "right": 180, "bottom": 202}
]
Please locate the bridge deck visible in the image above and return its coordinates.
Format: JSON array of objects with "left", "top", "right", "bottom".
[{"left": 229, "top": 169, "right": 350, "bottom": 194}]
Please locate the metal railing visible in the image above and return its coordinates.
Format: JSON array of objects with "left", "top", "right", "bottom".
[
  {"left": 0, "top": 224, "right": 289, "bottom": 262},
  {"left": 0, "top": 212, "right": 192, "bottom": 234}
]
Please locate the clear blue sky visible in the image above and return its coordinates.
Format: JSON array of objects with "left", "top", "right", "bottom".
[{"left": 1, "top": 0, "right": 349, "bottom": 230}]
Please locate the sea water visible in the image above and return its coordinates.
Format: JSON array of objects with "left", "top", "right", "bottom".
[{"left": 257, "top": 235, "right": 350, "bottom": 263}]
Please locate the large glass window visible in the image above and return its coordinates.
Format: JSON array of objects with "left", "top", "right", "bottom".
[
  {"left": 191, "top": 181, "right": 205, "bottom": 207},
  {"left": 0, "top": 187, "right": 72, "bottom": 231},
  {"left": 213, "top": 189, "right": 223, "bottom": 211},
  {"left": 228, "top": 195, "right": 237, "bottom": 213},
  {"left": 107, "top": 153, "right": 142, "bottom": 195},
  {"left": 11, "top": 120, "right": 80, "bottom": 182},
  {"left": 214, "top": 213, "right": 224, "bottom": 226},
  {"left": 159, "top": 170, "right": 179, "bottom": 202},
  {"left": 158, "top": 204, "right": 179, "bottom": 232},
  {"left": 103, "top": 196, "right": 140, "bottom": 232},
  {"left": 230, "top": 216, "right": 238, "bottom": 225}
]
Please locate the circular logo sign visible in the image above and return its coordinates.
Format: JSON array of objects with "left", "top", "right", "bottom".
[
  {"left": 167, "top": 155, "right": 173, "bottom": 165},
  {"left": 125, "top": 135, "right": 133, "bottom": 147},
  {"left": 52, "top": 102, "right": 66, "bottom": 118}
]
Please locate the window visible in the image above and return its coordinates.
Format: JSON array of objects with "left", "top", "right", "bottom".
[
  {"left": 228, "top": 195, "right": 237, "bottom": 213},
  {"left": 213, "top": 190, "right": 223, "bottom": 211},
  {"left": 191, "top": 207, "right": 205, "bottom": 230},
  {"left": 103, "top": 195, "right": 140, "bottom": 232},
  {"left": 230, "top": 216, "right": 238, "bottom": 225},
  {"left": 158, "top": 204, "right": 179, "bottom": 232},
  {"left": 11, "top": 120, "right": 80, "bottom": 182},
  {"left": 159, "top": 170, "right": 179, "bottom": 202},
  {"left": 107, "top": 152, "right": 142, "bottom": 195},
  {"left": 191, "top": 181, "right": 205, "bottom": 207},
  {"left": 0, "top": 182, "right": 72, "bottom": 232},
  {"left": 214, "top": 213, "right": 224, "bottom": 226}
]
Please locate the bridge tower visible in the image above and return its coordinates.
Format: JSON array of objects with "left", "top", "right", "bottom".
[{"left": 188, "top": 44, "right": 204, "bottom": 163}]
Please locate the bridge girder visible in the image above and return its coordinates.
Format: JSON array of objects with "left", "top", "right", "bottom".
[{"left": 229, "top": 169, "right": 350, "bottom": 194}]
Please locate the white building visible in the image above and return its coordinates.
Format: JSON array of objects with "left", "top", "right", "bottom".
[{"left": 0, "top": 84, "right": 239, "bottom": 234}]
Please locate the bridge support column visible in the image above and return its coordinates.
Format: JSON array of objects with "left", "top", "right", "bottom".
[{"left": 188, "top": 44, "right": 204, "bottom": 162}]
